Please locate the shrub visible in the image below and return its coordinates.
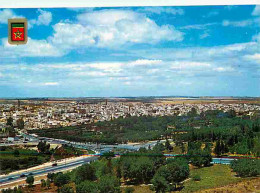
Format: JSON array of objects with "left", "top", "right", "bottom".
[
  {"left": 193, "top": 175, "right": 201, "bottom": 181},
  {"left": 231, "top": 159, "right": 260, "bottom": 177}
]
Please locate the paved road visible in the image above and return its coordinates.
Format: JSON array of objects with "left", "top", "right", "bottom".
[{"left": 0, "top": 156, "right": 98, "bottom": 185}]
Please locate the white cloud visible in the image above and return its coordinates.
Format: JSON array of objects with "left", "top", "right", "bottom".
[
  {"left": 77, "top": 9, "right": 138, "bottom": 26},
  {"left": 0, "top": 9, "right": 183, "bottom": 58},
  {"left": 43, "top": 82, "right": 59, "bottom": 86},
  {"left": 213, "top": 67, "right": 234, "bottom": 72},
  {"left": 88, "top": 62, "right": 122, "bottom": 74},
  {"left": 129, "top": 59, "right": 162, "bottom": 66},
  {"left": 137, "top": 7, "right": 184, "bottom": 15},
  {"left": 222, "top": 19, "right": 253, "bottom": 27},
  {"left": 123, "top": 81, "right": 131, "bottom": 85},
  {"left": 171, "top": 61, "right": 211, "bottom": 70},
  {"left": 180, "top": 22, "right": 217, "bottom": 30},
  {"left": 50, "top": 9, "right": 183, "bottom": 49},
  {"left": 244, "top": 53, "right": 260, "bottom": 62},
  {"left": 0, "top": 38, "right": 63, "bottom": 57},
  {"left": 29, "top": 9, "right": 52, "bottom": 28},
  {"left": 147, "top": 69, "right": 160, "bottom": 74},
  {"left": 0, "top": 9, "right": 21, "bottom": 24},
  {"left": 199, "top": 31, "right": 210, "bottom": 39},
  {"left": 70, "top": 71, "right": 108, "bottom": 77},
  {"left": 252, "top": 5, "right": 260, "bottom": 16}
]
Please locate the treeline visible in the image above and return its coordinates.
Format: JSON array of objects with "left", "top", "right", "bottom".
[
  {"left": 10, "top": 143, "right": 191, "bottom": 193},
  {"left": 0, "top": 146, "right": 50, "bottom": 174},
  {"left": 0, "top": 142, "right": 83, "bottom": 174},
  {"left": 180, "top": 118, "right": 260, "bottom": 156},
  {"left": 31, "top": 110, "right": 260, "bottom": 156}
]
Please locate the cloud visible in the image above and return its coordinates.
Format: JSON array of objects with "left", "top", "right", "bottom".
[
  {"left": 67, "top": 7, "right": 94, "bottom": 12},
  {"left": 224, "top": 5, "right": 238, "bottom": 10},
  {"left": 71, "top": 71, "right": 108, "bottom": 77},
  {"left": 252, "top": 5, "right": 260, "bottom": 16},
  {"left": 244, "top": 53, "right": 260, "bottom": 63},
  {"left": 0, "top": 9, "right": 21, "bottom": 24},
  {"left": 222, "top": 19, "right": 253, "bottom": 27},
  {"left": 0, "top": 9, "right": 183, "bottom": 58},
  {"left": 180, "top": 23, "right": 217, "bottom": 30},
  {"left": 136, "top": 7, "right": 184, "bottom": 15},
  {"left": 0, "top": 38, "right": 63, "bottom": 58},
  {"left": 222, "top": 6, "right": 260, "bottom": 28},
  {"left": 213, "top": 67, "right": 234, "bottom": 72},
  {"left": 204, "top": 11, "right": 219, "bottom": 18},
  {"left": 128, "top": 59, "right": 162, "bottom": 66},
  {"left": 88, "top": 62, "right": 122, "bottom": 74},
  {"left": 50, "top": 9, "right": 183, "bottom": 49},
  {"left": 43, "top": 82, "right": 59, "bottom": 86},
  {"left": 199, "top": 30, "right": 210, "bottom": 39},
  {"left": 171, "top": 61, "right": 211, "bottom": 71},
  {"left": 29, "top": 9, "right": 52, "bottom": 28}
]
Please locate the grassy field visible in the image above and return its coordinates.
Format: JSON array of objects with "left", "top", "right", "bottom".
[
  {"left": 180, "top": 165, "right": 243, "bottom": 193},
  {"left": 121, "top": 165, "right": 246, "bottom": 193}
]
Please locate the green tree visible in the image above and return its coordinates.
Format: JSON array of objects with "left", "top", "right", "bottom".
[
  {"left": 214, "top": 140, "right": 221, "bottom": 156},
  {"left": 231, "top": 159, "right": 260, "bottom": 177},
  {"left": 151, "top": 174, "right": 170, "bottom": 193},
  {"left": 37, "top": 141, "right": 50, "bottom": 153},
  {"left": 54, "top": 173, "right": 70, "bottom": 189},
  {"left": 13, "top": 149, "right": 20, "bottom": 157},
  {"left": 167, "top": 158, "right": 189, "bottom": 188},
  {"left": 6, "top": 117, "right": 13, "bottom": 127},
  {"left": 46, "top": 179, "right": 51, "bottom": 189},
  {"left": 187, "top": 107, "right": 198, "bottom": 117},
  {"left": 74, "top": 164, "right": 96, "bottom": 184},
  {"left": 165, "top": 139, "right": 171, "bottom": 151},
  {"left": 98, "top": 175, "right": 120, "bottom": 193},
  {"left": 59, "top": 185, "right": 74, "bottom": 193},
  {"left": 121, "top": 156, "right": 154, "bottom": 183},
  {"left": 47, "top": 173, "right": 55, "bottom": 182},
  {"left": 76, "top": 181, "right": 98, "bottom": 193},
  {"left": 41, "top": 179, "right": 46, "bottom": 188},
  {"left": 26, "top": 176, "right": 34, "bottom": 187},
  {"left": 189, "top": 149, "right": 212, "bottom": 167},
  {"left": 16, "top": 118, "right": 25, "bottom": 130}
]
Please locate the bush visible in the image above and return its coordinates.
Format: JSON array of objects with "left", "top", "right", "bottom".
[
  {"left": 98, "top": 175, "right": 121, "bottom": 193},
  {"left": 13, "top": 149, "right": 20, "bottom": 157},
  {"left": 74, "top": 164, "right": 96, "bottom": 184},
  {"left": 26, "top": 176, "right": 34, "bottom": 187},
  {"left": 231, "top": 159, "right": 260, "bottom": 177},
  {"left": 76, "top": 181, "right": 98, "bottom": 193},
  {"left": 54, "top": 173, "right": 71, "bottom": 188},
  {"left": 59, "top": 185, "right": 74, "bottom": 193},
  {"left": 193, "top": 175, "right": 201, "bottom": 181}
]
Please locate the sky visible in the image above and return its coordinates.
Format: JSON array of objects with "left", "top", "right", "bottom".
[{"left": 0, "top": 5, "right": 259, "bottom": 97}]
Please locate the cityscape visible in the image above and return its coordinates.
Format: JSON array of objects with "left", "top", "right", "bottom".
[
  {"left": 0, "top": 4, "right": 260, "bottom": 193},
  {"left": 0, "top": 98, "right": 259, "bottom": 132}
]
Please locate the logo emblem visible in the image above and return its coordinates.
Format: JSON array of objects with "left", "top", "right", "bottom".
[{"left": 8, "top": 18, "right": 28, "bottom": 45}]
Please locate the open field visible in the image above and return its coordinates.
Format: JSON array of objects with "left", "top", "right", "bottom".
[
  {"left": 158, "top": 98, "right": 260, "bottom": 105},
  {"left": 181, "top": 165, "right": 245, "bottom": 193},
  {"left": 197, "top": 178, "right": 260, "bottom": 193},
  {"left": 1, "top": 97, "right": 260, "bottom": 105}
]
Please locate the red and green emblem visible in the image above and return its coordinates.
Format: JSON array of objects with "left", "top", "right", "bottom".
[
  {"left": 11, "top": 23, "right": 25, "bottom": 41},
  {"left": 8, "top": 18, "right": 28, "bottom": 45}
]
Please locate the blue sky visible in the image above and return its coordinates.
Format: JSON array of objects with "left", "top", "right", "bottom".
[{"left": 0, "top": 5, "right": 259, "bottom": 97}]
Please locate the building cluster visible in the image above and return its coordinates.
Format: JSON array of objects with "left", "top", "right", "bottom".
[{"left": 0, "top": 101, "right": 259, "bottom": 131}]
